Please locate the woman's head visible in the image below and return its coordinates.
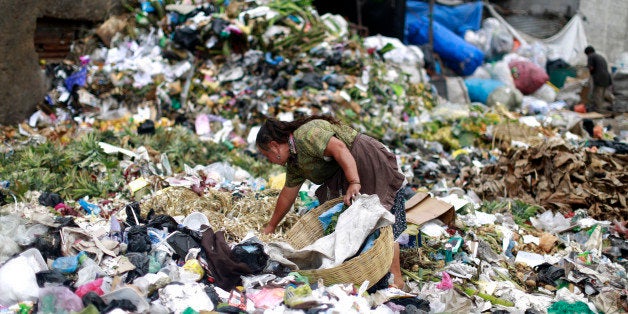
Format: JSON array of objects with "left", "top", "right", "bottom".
[
  {"left": 256, "top": 118, "right": 292, "bottom": 165},
  {"left": 256, "top": 115, "right": 340, "bottom": 165},
  {"left": 256, "top": 118, "right": 291, "bottom": 151}
]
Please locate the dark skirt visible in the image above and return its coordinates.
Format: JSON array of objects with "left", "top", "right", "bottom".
[{"left": 315, "top": 134, "right": 406, "bottom": 238}]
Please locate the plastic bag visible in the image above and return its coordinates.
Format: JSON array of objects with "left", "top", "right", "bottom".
[
  {"left": 75, "top": 277, "right": 106, "bottom": 298},
  {"left": 530, "top": 211, "right": 571, "bottom": 233},
  {"left": 75, "top": 257, "right": 106, "bottom": 287},
  {"left": 437, "top": 272, "right": 453, "bottom": 290},
  {"left": 36, "top": 269, "right": 69, "bottom": 287},
  {"left": 509, "top": 60, "right": 549, "bottom": 95},
  {"left": 39, "top": 286, "right": 84, "bottom": 313},
  {"left": 15, "top": 224, "right": 49, "bottom": 246},
  {"left": 584, "top": 225, "right": 603, "bottom": 256},
  {"left": 465, "top": 78, "right": 505, "bottom": 104},
  {"left": 52, "top": 251, "right": 86, "bottom": 274},
  {"left": 0, "top": 255, "right": 41, "bottom": 304},
  {"left": 318, "top": 202, "right": 345, "bottom": 231},
  {"left": 532, "top": 84, "right": 558, "bottom": 102},
  {"left": 487, "top": 86, "right": 523, "bottom": 110},
  {"left": 486, "top": 60, "right": 515, "bottom": 87},
  {"left": 231, "top": 241, "right": 269, "bottom": 275}
]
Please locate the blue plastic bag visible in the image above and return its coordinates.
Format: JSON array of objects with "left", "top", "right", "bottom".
[
  {"left": 318, "top": 202, "right": 344, "bottom": 231},
  {"left": 64, "top": 67, "right": 87, "bottom": 91},
  {"left": 78, "top": 198, "right": 101, "bottom": 216},
  {"left": 464, "top": 78, "right": 504, "bottom": 104},
  {"left": 51, "top": 251, "right": 86, "bottom": 274}
]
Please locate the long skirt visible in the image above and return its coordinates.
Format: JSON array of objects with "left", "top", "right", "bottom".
[{"left": 315, "top": 134, "right": 407, "bottom": 238}]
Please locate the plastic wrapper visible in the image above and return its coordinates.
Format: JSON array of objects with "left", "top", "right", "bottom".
[
  {"left": 159, "top": 283, "right": 214, "bottom": 313},
  {"left": 248, "top": 287, "right": 285, "bottom": 309},
  {"left": 530, "top": 211, "right": 571, "bottom": 233},
  {"left": 436, "top": 272, "right": 453, "bottom": 290},
  {"left": 75, "top": 257, "right": 106, "bottom": 287},
  {"left": 75, "top": 277, "right": 106, "bottom": 298},
  {"left": 38, "top": 286, "right": 84, "bottom": 313}
]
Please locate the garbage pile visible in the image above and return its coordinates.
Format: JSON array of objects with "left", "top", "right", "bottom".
[
  {"left": 1, "top": 0, "right": 627, "bottom": 313},
  {"left": 460, "top": 138, "right": 628, "bottom": 222},
  {"left": 38, "top": 0, "right": 435, "bottom": 150}
]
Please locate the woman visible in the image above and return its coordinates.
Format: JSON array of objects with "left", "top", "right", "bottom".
[{"left": 256, "top": 115, "right": 407, "bottom": 288}]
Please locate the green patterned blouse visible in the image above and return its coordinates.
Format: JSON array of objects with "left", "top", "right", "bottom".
[{"left": 285, "top": 120, "right": 358, "bottom": 187}]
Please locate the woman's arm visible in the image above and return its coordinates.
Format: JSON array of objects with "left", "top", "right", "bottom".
[
  {"left": 324, "top": 136, "right": 361, "bottom": 205},
  {"left": 263, "top": 184, "right": 301, "bottom": 234}
]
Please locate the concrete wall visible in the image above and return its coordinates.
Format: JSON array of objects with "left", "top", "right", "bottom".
[
  {"left": 501, "top": 0, "right": 628, "bottom": 65},
  {"left": 579, "top": 0, "right": 628, "bottom": 66},
  {"left": 500, "top": 0, "right": 580, "bottom": 17}
]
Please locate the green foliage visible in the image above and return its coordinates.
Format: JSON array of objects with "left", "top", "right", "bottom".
[
  {"left": 0, "top": 125, "right": 277, "bottom": 201},
  {"left": 479, "top": 199, "right": 541, "bottom": 225}
]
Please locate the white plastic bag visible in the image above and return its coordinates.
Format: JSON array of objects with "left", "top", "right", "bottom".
[{"left": 0, "top": 255, "right": 40, "bottom": 305}]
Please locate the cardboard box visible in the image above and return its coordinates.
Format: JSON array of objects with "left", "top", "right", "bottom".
[{"left": 405, "top": 192, "right": 456, "bottom": 227}]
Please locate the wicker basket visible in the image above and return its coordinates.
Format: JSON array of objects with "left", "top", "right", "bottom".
[{"left": 285, "top": 197, "right": 394, "bottom": 288}]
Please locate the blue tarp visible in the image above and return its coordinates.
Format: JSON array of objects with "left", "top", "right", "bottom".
[
  {"left": 404, "top": 0, "right": 484, "bottom": 76},
  {"left": 405, "top": 0, "right": 483, "bottom": 38},
  {"left": 406, "top": 16, "right": 484, "bottom": 76}
]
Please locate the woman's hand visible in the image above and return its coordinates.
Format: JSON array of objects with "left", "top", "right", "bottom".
[
  {"left": 344, "top": 182, "right": 361, "bottom": 206},
  {"left": 263, "top": 185, "right": 301, "bottom": 235},
  {"left": 262, "top": 224, "right": 276, "bottom": 235}
]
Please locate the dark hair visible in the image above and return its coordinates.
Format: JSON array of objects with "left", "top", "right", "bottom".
[
  {"left": 584, "top": 46, "right": 595, "bottom": 54},
  {"left": 256, "top": 115, "right": 339, "bottom": 150}
]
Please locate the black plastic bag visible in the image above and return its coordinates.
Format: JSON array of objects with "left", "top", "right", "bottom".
[
  {"left": 147, "top": 214, "right": 179, "bottom": 233},
  {"left": 38, "top": 192, "right": 63, "bottom": 207},
  {"left": 33, "top": 231, "right": 62, "bottom": 261},
  {"left": 534, "top": 263, "right": 565, "bottom": 286},
  {"left": 295, "top": 72, "right": 323, "bottom": 90},
  {"left": 125, "top": 252, "right": 150, "bottom": 283},
  {"left": 137, "top": 119, "right": 155, "bottom": 135},
  {"left": 231, "top": 241, "right": 269, "bottom": 274},
  {"left": 125, "top": 202, "right": 145, "bottom": 226},
  {"left": 126, "top": 225, "right": 152, "bottom": 253},
  {"left": 102, "top": 299, "right": 137, "bottom": 313},
  {"left": 173, "top": 27, "right": 201, "bottom": 51},
  {"left": 82, "top": 291, "right": 107, "bottom": 311},
  {"left": 166, "top": 231, "right": 201, "bottom": 259},
  {"left": 36, "top": 269, "right": 70, "bottom": 287}
]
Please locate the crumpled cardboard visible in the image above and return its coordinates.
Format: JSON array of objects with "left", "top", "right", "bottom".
[{"left": 405, "top": 192, "right": 456, "bottom": 227}]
